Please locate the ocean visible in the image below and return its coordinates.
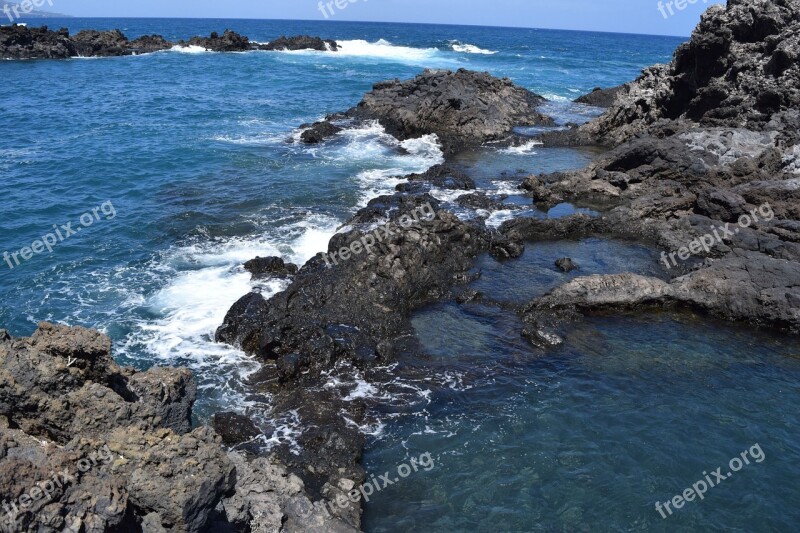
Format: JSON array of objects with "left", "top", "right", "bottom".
[{"left": 1, "top": 18, "right": 798, "bottom": 532}]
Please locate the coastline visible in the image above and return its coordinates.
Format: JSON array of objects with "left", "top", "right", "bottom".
[{"left": 2, "top": 1, "right": 800, "bottom": 530}]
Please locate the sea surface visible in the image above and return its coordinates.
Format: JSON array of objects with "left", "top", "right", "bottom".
[{"left": 1, "top": 18, "right": 798, "bottom": 532}]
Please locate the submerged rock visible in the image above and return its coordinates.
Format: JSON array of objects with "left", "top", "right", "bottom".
[{"left": 555, "top": 257, "right": 579, "bottom": 272}]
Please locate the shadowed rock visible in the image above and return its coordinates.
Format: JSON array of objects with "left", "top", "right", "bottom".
[{"left": 574, "top": 85, "right": 626, "bottom": 107}]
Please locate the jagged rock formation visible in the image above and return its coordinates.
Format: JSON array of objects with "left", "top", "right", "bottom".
[
  {"left": 183, "top": 30, "right": 252, "bottom": 52},
  {"left": 297, "top": 69, "right": 555, "bottom": 153},
  {"left": 259, "top": 35, "right": 338, "bottom": 51},
  {"left": 0, "top": 324, "right": 358, "bottom": 532},
  {"left": 0, "top": 25, "right": 339, "bottom": 59},
  {"left": 516, "top": 0, "right": 800, "bottom": 335},
  {"left": 0, "top": 25, "right": 174, "bottom": 58},
  {"left": 584, "top": 0, "right": 800, "bottom": 144},
  {"left": 349, "top": 69, "right": 554, "bottom": 153}
]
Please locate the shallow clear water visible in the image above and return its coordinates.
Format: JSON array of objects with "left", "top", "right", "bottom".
[{"left": 363, "top": 312, "right": 800, "bottom": 532}]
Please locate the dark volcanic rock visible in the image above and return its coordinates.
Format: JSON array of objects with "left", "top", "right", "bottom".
[
  {"left": 350, "top": 69, "right": 555, "bottom": 153},
  {"left": 213, "top": 412, "right": 261, "bottom": 446},
  {"left": 0, "top": 324, "right": 233, "bottom": 532},
  {"left": 260, "top": 35, "right": 338, "bottom": 51},
  {"left": 574, "top": 85, "right": 626, "bottom": 107},
  {"left": 71, "top": 29, "right": 130, "bottom": 57},
  {"left": 0, "top": 324, "right": 354, "bottom": 532},
  {"left": 217, "top": 198, "right": 491, "bottom": 512},
  {"left": 300, "top": 120, "right": 343, "bottom": 143},
  {"left": 129, "top": 34, "right": 173, "bottom": 53},
  {"left": 0, "top": 24, "right": 175, "bottom": 59},
  {"left": 555, "top": 257, "right": 579, "bottom": 272},
  {"left": 244, "top": 256, "right": 299, "bottom": 279},
  {"left": 456, "top": 192, "right": 507, "bottom": 210},
  {"left": 403, "top": 164, "right": 476, "bottom": 190},
  {"left": 0, "top": 25, "right": 75, "bottom": 59},
  {"left": 185, "top": 30, "right": 251, "bottom": 52},
  {"left": 584, "top": 0, "right": 800, "bottom": 144}
]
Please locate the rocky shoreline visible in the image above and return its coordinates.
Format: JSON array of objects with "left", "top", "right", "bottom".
[
  {"left": 3, "top": 0, "right": 800, "bottom": 531},
  {"left": 0, "top": 25, "right": 338, "bottom": 59}
]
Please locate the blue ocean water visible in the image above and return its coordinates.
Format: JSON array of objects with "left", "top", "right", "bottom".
[{"left": 2, "top": 19, "right": 798, "bottom": 531}]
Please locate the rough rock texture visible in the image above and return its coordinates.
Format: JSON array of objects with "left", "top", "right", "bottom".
[
  {"left": 583, "top": 0, "right": 800, "bottom": 144},
  {"left": 511, "top": 0, "right": 800, "bottom": 334},
  {"left": 574, "top": 85, "right": 626, "bottom": 107},
  {"left": 244, "top": 256, "right": 299, "bottom": 280},
  {"left": 0, "top": 25, "right": 80, "bottom": 59},
  {"left": 555, "top": 257, "right": 579, "bottom": 272},
  {"left": 349, "top": 69, "right": 554, "bottom": 153},
  {"left": 0, "top": 324, "right": 353, "bottom": 532},
  {"left": 0, "top": 324, "right": 232, "bottom": 532},
  {"left": 71, "top": 29, "right": 131, "bottom": 57},
  {"left": 184, "top": 30, "right": 251, "bottom": 52},
  {"left": 217, "top": 193, "right": 492, "bottom": 504},
  {"left": 300, "top": 121, "right": 343, "bottom": 144},
  {"left": 0, "top": 25, "right": 174, "bottom": 59},
  {"left": 259, "top": 35, "right": 338, "bottom": 52},
  {"left": 129, "top": 35, "right": 174, "bottom": 54}
]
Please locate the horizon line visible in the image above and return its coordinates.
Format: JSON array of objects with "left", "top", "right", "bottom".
[{"left": 16, "top": 15, "right": 692, "bottom": 39}]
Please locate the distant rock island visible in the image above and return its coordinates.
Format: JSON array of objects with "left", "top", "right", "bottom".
[{"left": 2, "top": 1, "right": 70, "bottom": 20}]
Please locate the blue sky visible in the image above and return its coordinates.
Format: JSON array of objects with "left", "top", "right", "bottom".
[{"left": 45, "top": 0, "right": 725, "bottom": 36}]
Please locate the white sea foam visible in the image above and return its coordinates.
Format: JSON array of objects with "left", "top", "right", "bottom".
[
  {"left": 335, "top": 39, "right": 441, "bottom": 62},
  {"left": 316, "top": 121, "right": 444, "bottom": 206},
  {"left": 275, "top": 38, "right": 445, "bottom": 66},
  {"left": 450, "top": 42, "right": 498, "bottom": 55},
  {"left": 501, "top": 140, "right": 544, "bottom": 155},
  {"left": 169, "top": 45, "right": 210, "bottom": 54},
  {"left": 486, "top": 209, "right": 518, "bottom": 229}
]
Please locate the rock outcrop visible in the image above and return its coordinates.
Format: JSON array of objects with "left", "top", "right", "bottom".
[
  {"left": 259, "top": 35, "right": 338, "bottom": 51},
  {"left": 0, "top": 25, "right": 338, "bottom": 59},
  {"left": 513, "top": 0, "right": 800, "bottom": 335},
  {"left": 0, "top": 324, "right": 358, "bottom": 532},
  {"left": 183, "top": 30, "right": 251, "bottom": 52},
  {"left": 347, "top": 69, "right": 554, "bottom": 153},
  {"left": 583, "top": 0, "right": 800, "bottom": 145},
  {"left": 574, "top": 85, "right": 626, "bottom": 107}
]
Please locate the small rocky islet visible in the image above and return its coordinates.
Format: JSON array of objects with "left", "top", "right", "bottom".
[
  {"left": 2, "top": 0, "right": 800, "bottom": 530},
  {"left": 0, "top": 26, "right": 337, "bottom": 59}
]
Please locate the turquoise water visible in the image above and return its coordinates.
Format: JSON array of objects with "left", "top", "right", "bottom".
[
  {"left": 3, "top": 19, "right": 797, "bottom": 531},
  {"left": 364, "top": 312, "right": 800, "bottom": 532}
]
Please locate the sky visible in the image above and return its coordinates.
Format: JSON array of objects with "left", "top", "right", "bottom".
[{"left": 34, "top": 0, "right": 726, "bottom": 37}]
